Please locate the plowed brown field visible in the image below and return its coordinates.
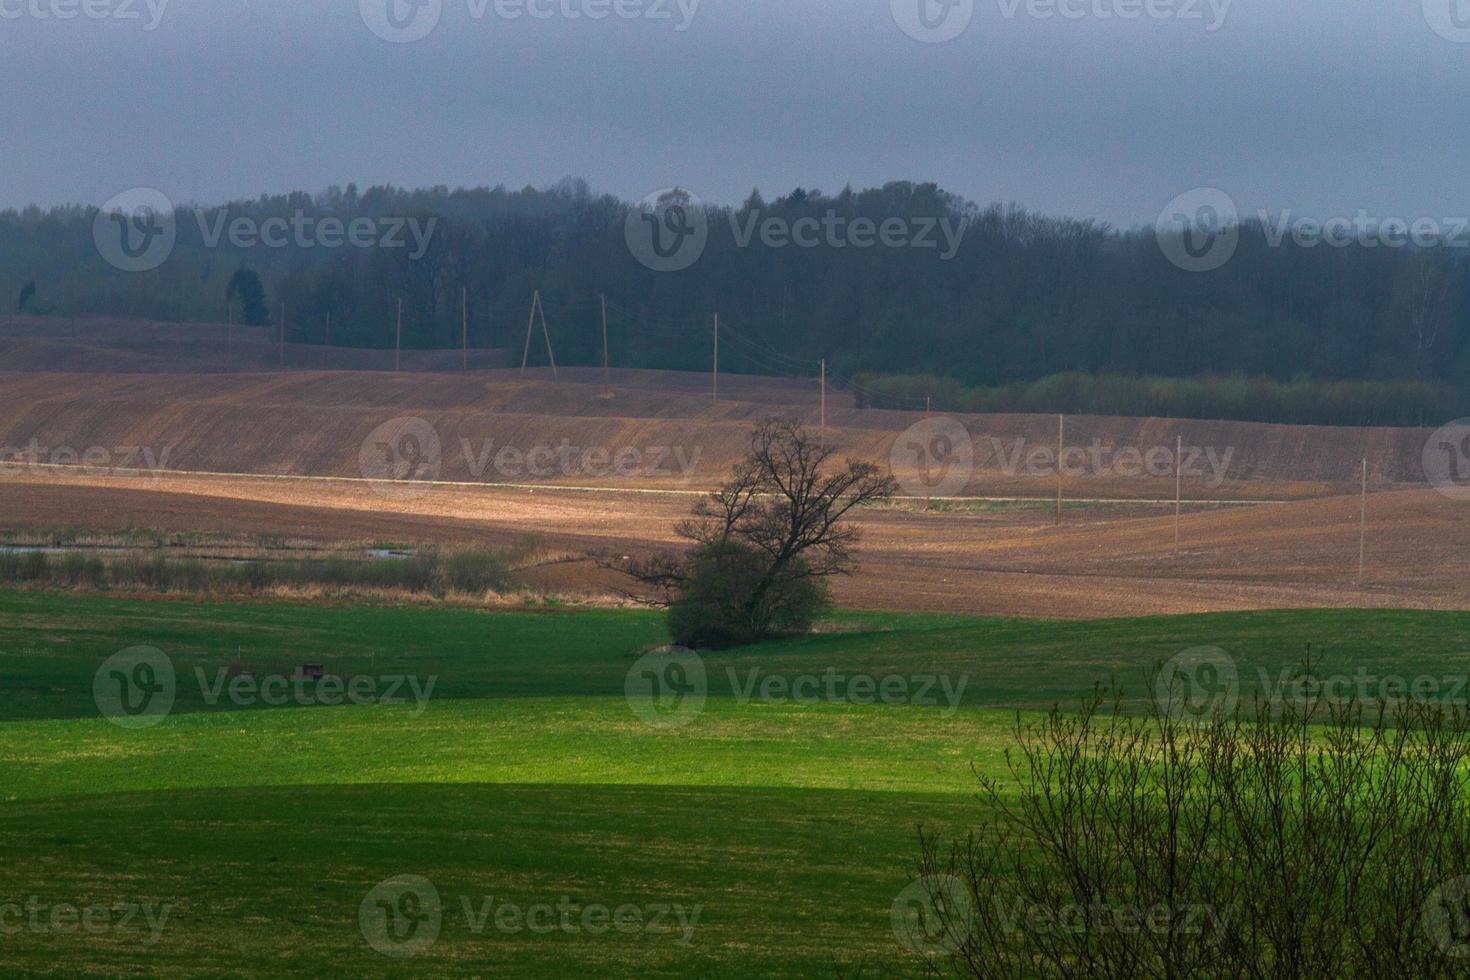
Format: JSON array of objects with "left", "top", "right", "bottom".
[
  {"left": 0, "top": 366, "right": 1438, "bottom": 498},
  {"left": 0, "top": 322, "right": 1459, "bottom": 617},
  {"left": 3, "top": 468, "right": 1465, "bottom": 618}
]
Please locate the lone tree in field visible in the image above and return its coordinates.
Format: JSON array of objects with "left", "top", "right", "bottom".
[{"left": 622, "top": 419, "right": 896, "bottom": 648}]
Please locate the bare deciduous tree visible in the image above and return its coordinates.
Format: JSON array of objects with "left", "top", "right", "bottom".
[{"left": 612, "top": 418, "right": 896, "bottom": 646}]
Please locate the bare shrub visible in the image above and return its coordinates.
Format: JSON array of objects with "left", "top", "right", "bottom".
[{"left": 909, "top": 667, "right": 1470, "bottom": 978}]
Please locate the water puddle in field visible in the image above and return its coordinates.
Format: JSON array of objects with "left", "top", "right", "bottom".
[
  {"left": 1, "top": 545, "right": 417, "bottom": 561},
  {"left": 2, "top": 549, "right": 423, "bottom": 570},
  {"left": 0, "top": 545, "right": 127, "bottom": 554}
]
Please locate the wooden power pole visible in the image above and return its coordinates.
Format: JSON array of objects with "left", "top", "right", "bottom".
[
  {"left": 521, "top": 291, "right": 538, "bottom": 375},
  {"left": 601, "top": 292, "right": 611, "bottom": 396},
  {"left": 519, "top": 291, "right": 557, "bottom": 378},
  {"left": 820, "top": 359, "right": 827, "bottom": 437},
  {"left": 1358, "top": 458, "right": 1367, "bottom": 584},
  {"left": 712, "top": 313, "right": 719, "bottom": 406},
  {"left": 395, "top": 299, "right": 402, "bottom": 372},
  {"left": 1175, "top": 434, "right": 1182, "bottom": 553},
  {"left": 278, "top": 303, "right": 285, "bottom": 368},
  {"left": 538, "top": 293, "right": 557, "bottom": 378},
  {"left": 1055, "top": 414, "right": 1064, "bottom": 525},
  {"left": 462, "top": 288, "right": 468, "bottom": 371}
]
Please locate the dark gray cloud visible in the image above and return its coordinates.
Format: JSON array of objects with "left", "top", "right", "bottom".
[{"left": 1, "top": 0, "right": 1467, "bottom": 226}]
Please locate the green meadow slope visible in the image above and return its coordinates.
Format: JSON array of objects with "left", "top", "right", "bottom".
[{"left": 1, "top": 592, "right": 1467, "bottom": 975}]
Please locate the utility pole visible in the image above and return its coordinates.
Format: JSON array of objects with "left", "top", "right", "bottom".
[
  {"left": 1055, "top": 414, "right": 1064, "bottom": 525},
  {"left": 712, "top": 313, "right": 719, "bottom": 406},
  {"left": 519, "top": 291, "right": 557, "bottom": 377},
  {"left": 325, "top": 311, "right": 331, "bottom": 347},
  {"left": 601, "top": 292, "right": 611, "bottom": 396},
  {"left": 1358, "top": 458, "right": 1367, "bottom": 584},
  {"left": 521, "top": 291, "right": 538, "bottom": 375},
  {"left": 1175, "top": 434, "right": 1182, "bottom": 553},
  {"left": 520, "top": 289, "right": 558, "bottom": 379},
  {"left": 820, "top": 358, "right": 827, "bottom": 438},
  {"left": 537, "top": 294, "right": 557, "bottom": 379},
  {"left": 395, "top": 299, "right": 402, "bottom": 372},
  {"left": 462, "top": 287, "right": 468, "bottom": 371},
  {"left": 226, "top": 302, "right": 232, "bottom": 358},
  {"left": 279, "top": 303, "right": 285, "bottom": 368}
]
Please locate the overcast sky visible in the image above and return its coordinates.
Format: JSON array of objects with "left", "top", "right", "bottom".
[{"left": 1, "top": 0, "right": 1466, "bottom": 227}]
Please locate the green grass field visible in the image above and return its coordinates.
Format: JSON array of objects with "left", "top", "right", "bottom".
[{"left": 1, "top": 590, "right": 1467, "bottom": 976}]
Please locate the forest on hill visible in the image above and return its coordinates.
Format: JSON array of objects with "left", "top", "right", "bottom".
[{"left": 3, "top": 179, "right": 1466, "bottom": 425}]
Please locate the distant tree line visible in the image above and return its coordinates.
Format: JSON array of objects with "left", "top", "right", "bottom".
[
  {"left": 2, "top": 179, "right": 1468, "bottom": 425},
  {"left": 852, "top": 372, "right": 1459, "bottom": 428}
]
